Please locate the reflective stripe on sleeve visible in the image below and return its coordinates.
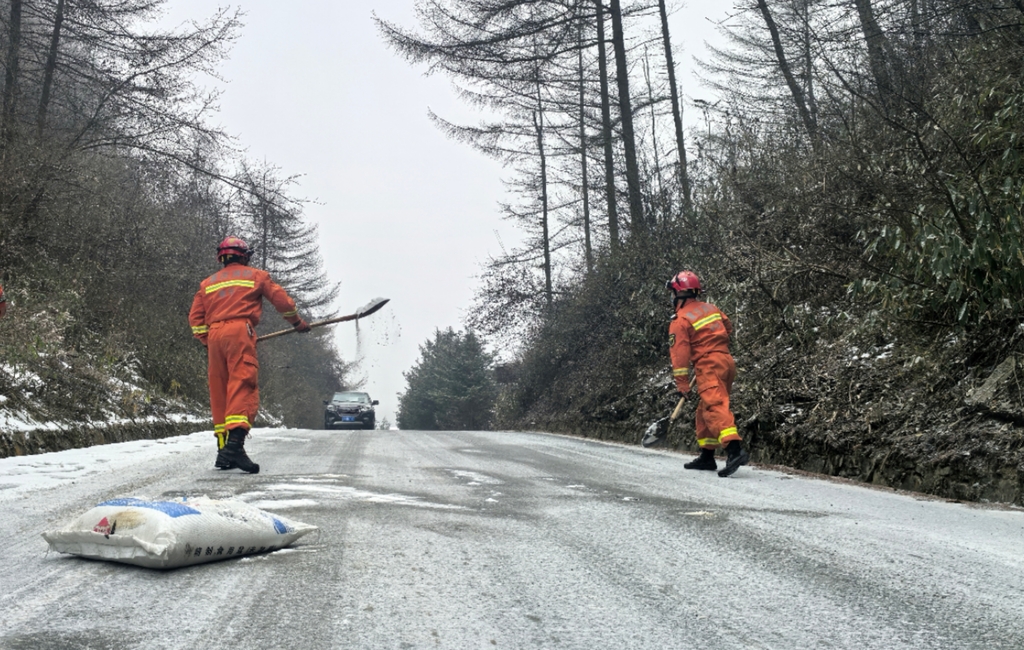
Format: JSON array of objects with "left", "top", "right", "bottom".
[
  {"left": 205, "top": 280, "right": 256, "bottom": 294},
  {"left": 281, "top": 309, "right": 298, "bottom": 318},
  {"left": 192, "top": 325, "right": 209, "bottom": 334},
  {"left": 692, "top": 313, "right": 723, "bottom": 330},
  {"left": 672, "top": 368, "right": 689, "bottom": 377}
]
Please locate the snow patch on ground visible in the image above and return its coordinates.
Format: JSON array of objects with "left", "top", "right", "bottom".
[
  {"left": 446, "top": 469, "right": 502, "bottom": 485},
  {"left": 293, "top": 476, "right": 352, "bottom": 483},
  {"left": 0, "top": 431, "right": 212, "bottom": 500},
  {"left": 0, "top": 409, "right": 61, "bottom": 432},
  {"left": 259, "top": 482, "right": 468, "bottom": 510},
  {"left": 247, "top": 499, "right": 319, "bottom": 510}
]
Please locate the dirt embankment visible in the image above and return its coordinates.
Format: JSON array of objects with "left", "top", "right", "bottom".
[{"left": 516, "top": 330, "right": 1024, "bottom": 507}]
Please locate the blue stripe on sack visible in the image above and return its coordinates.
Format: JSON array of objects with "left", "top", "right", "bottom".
[
  {"left": 97, "top": 498, "right": 201, "bottom": 518},
  {"left": 272, "top": 517, "right": 291, "bottom": 534}
]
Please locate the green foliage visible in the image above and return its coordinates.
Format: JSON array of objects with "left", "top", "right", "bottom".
[
  {"left": 397, "top": 328, "right": 497, "bottom": 430},
  {"left": 855, "top": 47, "right": 1024, "bottom": 326}
]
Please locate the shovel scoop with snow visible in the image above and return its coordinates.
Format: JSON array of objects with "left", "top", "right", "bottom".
[{"left": 641, "top": 395, "right": 687, "bottom": 448}]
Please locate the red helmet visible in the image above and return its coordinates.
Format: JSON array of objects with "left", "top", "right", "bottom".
[
  {"left": 667, "top": 271, "right": 702, "bottom": 294},
  {"left": 217, "top": 236, "right": 251, "bottom": 263}
]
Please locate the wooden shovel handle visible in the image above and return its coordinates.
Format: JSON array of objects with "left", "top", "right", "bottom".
[
  {"left": 256, "top": 298, "right": 390, "bottom": 342},
  {"left": 670, "top": 395, "right": 687, "bottom": 421}
]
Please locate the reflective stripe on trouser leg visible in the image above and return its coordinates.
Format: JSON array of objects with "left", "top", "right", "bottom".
[
  {"left": 225, "top": 415, "right": 251, "bottom": 429},
  {"left": 717, "top": 427, "right": 740, "bottom": 445},
  {"left": 694, "top": 400, "right": 720, "bottom": 450},
  {"left": 215, "top": 423, "right": 227, "bottom": 450}
]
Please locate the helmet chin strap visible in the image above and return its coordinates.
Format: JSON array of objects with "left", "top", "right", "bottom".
[
  {"left": 673, "top": 290, "right": 698, "bottom": 309},
  {"left": 220, "top": 253, "right": 250, "bottom": 266}
]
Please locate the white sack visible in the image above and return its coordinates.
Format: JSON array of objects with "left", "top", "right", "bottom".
[{"left": 42, "top": 496, "right": 316, "bottom": 569}]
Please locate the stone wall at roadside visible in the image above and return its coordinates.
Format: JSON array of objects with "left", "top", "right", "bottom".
[{"left": 0, "top": 419, "right": 205, "bottom": 458}]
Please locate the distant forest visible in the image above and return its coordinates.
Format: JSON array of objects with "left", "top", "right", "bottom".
[{"left": 0, "top": 0, "right": 352, "bottom": 429}]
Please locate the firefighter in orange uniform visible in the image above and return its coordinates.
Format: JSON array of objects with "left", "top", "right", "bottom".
[
  {"left": 0, "top": 283, "right": 6, "bottom": 319},
  {"left": 667, "top": 271, "right": 749, "bottom": 477},
  {"left": 189, "top": 237, "right": 311, "bottom": 473}
]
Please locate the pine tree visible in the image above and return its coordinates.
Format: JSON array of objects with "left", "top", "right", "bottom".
[{"left": 397, "top": 329, "right": 498, "bottom": 430}]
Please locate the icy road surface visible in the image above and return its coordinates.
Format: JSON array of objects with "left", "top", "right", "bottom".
[{"left": 1, "top": 429, "right": 1022, "bottom": 650}]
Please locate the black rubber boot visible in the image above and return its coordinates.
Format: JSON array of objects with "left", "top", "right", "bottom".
[
  {"left": 684, "top": 448, "right": 717, "bottom": 471},
  {"left": 214, "top": 432, "right": 237, "bottom": 470},
  {"left": 214, "top": 449, "right": 237, "bottom": 470},
  {"left": 718, "top": 440, "right": 749, "bottom": 478},
  {"left": 220, "top": 428, "right": 260, "bottom": 474}
]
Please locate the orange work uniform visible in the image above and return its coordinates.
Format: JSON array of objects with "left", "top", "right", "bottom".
[
  {"left": 669, "top": 299, "right": 741, "bottom": 450},
  {"left": 188, "top": 263, "right": 302, "bottom": 446}
]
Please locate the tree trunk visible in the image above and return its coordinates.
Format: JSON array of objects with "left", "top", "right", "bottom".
[
  {"left": 801, "top": 0, "right": 817, "bottom": 126},
  {"left": 2, "top": 0, "right": 24, "bottom": 149},
  {"left": 852, "top": 0, "right": 894, "bottom": 108},
  {"left": 607, "top": 0, "right": 645, "bottom": 234},
  {"left": 657, "top": 0, "right": 692, "bottom": 218},
  {"left": 755, "top": 0, "right": 818, "bottom": 148},
  {"left": 578, "top": 18, "right": 593, "bottom": 273},
  {"left": 596, "top": 0, "right": 619, "bottom": 252},
  {"left": 534, "top": 92, "right": 552, "bottom": 308},
  {"left": 643, "top": 50, "right": 664, "bottom": 223},
  {"left": 534, "top": 108, "right": 553, "bottom": 308},
  {"left": 37, "top": 0, "right": 66, "bottom": 138}
]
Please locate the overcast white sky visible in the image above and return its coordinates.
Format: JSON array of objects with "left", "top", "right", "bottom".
[{"left": 160, "top": 0, "right": 729, "bottom": 426}]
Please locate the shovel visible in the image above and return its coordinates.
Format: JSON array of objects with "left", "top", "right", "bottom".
[
  {"left": 641, "top": 394, "right": 687, "bottom": 448},
  {"left": 257, "top": 297, "right": 390, "bottom": 342}
]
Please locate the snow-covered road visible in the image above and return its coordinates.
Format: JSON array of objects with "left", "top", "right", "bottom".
[{"left": 1, "top": 428, "right": 1021, "bottom": 649}]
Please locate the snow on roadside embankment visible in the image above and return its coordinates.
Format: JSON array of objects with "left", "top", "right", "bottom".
[
  {"left": 0, "top": 430, "right": 211, "bottom": 499},
  {"left": 0, "top": 359, "right": 208, "bottom": 459}
]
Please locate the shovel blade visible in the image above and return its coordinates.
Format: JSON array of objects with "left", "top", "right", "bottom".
[
  {"left": 641, "top": 418, "right": 669, "bottom": 448},
  {"left": 356, "top": 297, "right": 390, "bottom": 318}
]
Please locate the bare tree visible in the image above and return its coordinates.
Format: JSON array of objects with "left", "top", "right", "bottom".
[{"left": 656, "top": 0, "right": 691, "bottom": 216}]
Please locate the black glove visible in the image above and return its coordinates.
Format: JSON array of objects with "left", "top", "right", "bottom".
[{"left": 293, "top": 318, "right": 311, "bottom": 333}]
